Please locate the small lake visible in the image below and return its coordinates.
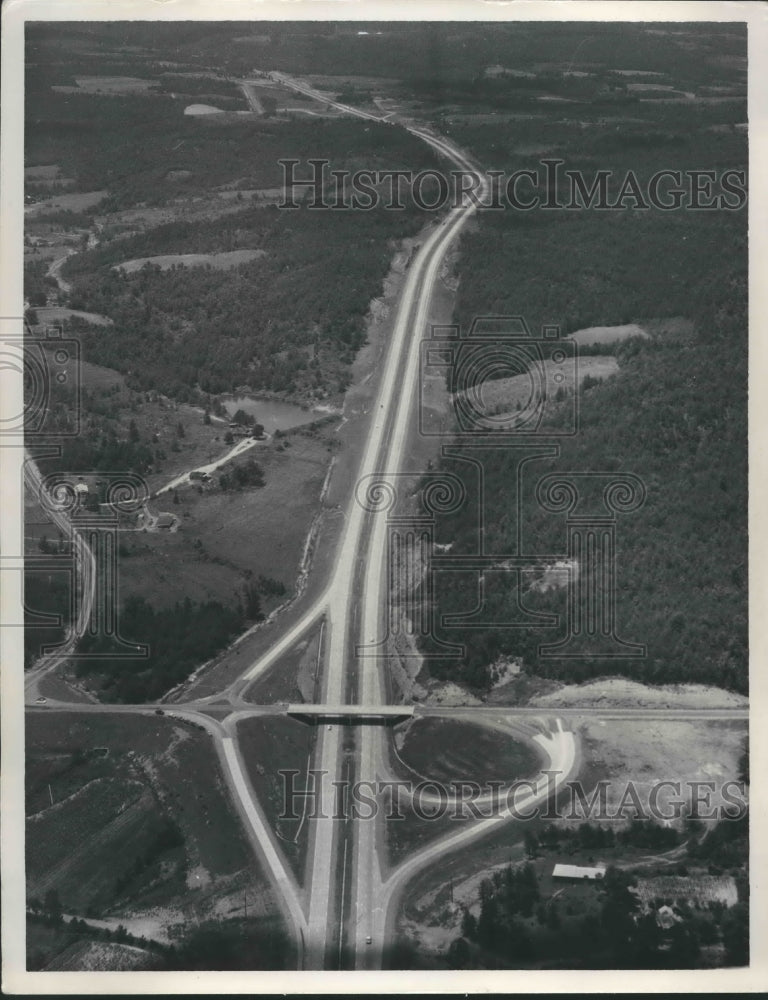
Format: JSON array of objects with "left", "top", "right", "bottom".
[{"left": 223, "top": 396, "right": 325, "bottom": 435}]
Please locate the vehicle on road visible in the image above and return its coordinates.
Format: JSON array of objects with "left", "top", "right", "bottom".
[{"left": 35, "top": 697, "right": 46, "bottom": 704}]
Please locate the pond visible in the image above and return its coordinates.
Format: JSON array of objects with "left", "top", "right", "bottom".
[{"left": 223, "top": 396, "right": 324, "bottom": 435}]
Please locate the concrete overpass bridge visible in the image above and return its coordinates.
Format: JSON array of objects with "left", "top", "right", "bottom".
[{"left": 286, "top": 704, "right": 415, "bottom": 726}]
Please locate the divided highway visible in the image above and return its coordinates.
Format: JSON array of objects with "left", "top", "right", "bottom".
[{"left": 20, "top": 73, "right": 749, "bottom": 976}]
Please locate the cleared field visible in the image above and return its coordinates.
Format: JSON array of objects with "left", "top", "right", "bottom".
[
  {"left": 572, "top": 716, "right": 746, "bottom": 822},
  {"left": 94, "top": 189, "right": 283, "bottom": 232},
  {"left": 74, "top": 76, "right": 159, "bottom": 94},
  {"left": 531, "top": 677, "right": 748, "bottom": 710},
  {"left": 26, "top": 712, "right": 277, "bottom": 924},
  {"left": 114, "top": 249, "right": 266, "bottom": 273},
  {"left": 184, "top": 104, "right": 225, "bottom": 116},
  {"left": 453, "top": 355, "right": 619, "bottom": 422},
  {"left": 570, "top": 323, "right": 649, "bottom": 346},
  {"left": 25, "top": 191, "right": 107, "bottom": 215},
  {"left": 25, "top": 165, "right": 62, "bottom": 179},
  {"left": 307, "top": 74, "right": 402, "bottom": 89},
  {"left": 34, "top": 306, "right": 113, "bottom": 327}
]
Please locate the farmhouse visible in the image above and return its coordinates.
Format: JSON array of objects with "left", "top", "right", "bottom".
[
  {"left": 189, "top": 471, "right": 211, "bottom": 482},
  {"left": 655, "top": 905, "right": 680, "bottom": 930},
  {"left": 552, "top": 863, "right": 606, "bottom": 881},
  {"left": 156, "top": 512, "right": 175, "bottom": 530}
]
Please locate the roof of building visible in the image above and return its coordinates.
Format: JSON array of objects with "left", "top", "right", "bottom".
[
  {"left": 633, "top": 875, "right": 738, "bottom": 908},
  {"left": 552, "top": 864, "right": 606, "bottom": 880},
  {"left": 156, "top": 512, "right": 174, "bottom": 527}
]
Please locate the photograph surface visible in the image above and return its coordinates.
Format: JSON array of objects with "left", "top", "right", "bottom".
[{"left": 1, "top": 5, "right": 758, "bottom": 992}]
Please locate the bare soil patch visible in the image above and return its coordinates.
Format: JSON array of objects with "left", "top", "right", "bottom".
[
  {"left": 530, "top": 677, "right": 748, "bottom": 710},
  {"left": 73, "top": 76, "right": 159, "bottom": 94},
  {"left": 573, "top": 715, "right": 746, "bottom": 821}
]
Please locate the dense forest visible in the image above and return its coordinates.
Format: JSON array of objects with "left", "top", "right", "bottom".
[
  {"left": 27, "top": 21, "right": 744, "bottom": 91},
  {"left": 61, "top": 200, "right": 428, "bottom": 399},
  {"left": 75, "top": 595, "right": 243, "bottom": 702},
  {"left": 25, "top": 69, "right": 438, "bottom": 210},
  {"left": 424, "top": 251, "right": 747, "bottom": 693},
  {"left": 25, "top": 21, "right": 748, "bottom": 698},
  {"left": 416, "top": 35, "right": 747, "bottom": 694}
]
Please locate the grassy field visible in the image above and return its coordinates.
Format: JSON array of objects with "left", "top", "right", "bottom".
[
  {"left": 115, "top": 426, "right": 333, "bottom": 612},
  {"left": 384, "top": 719, "right": 542, "bottom": 867},
  {"left": 235, "top": 716, "right": 316, "bottom": 884},
  {"left": 395, "top": 718, "right": 541, "bottom": 785},
  {"left": 26, "top": 712, "right": 277, "bottom": 924},
  {"left": 29, "top": 358, "right": 334, "bottom": 617}
]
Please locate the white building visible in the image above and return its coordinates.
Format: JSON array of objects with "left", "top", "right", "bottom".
[{"left": 552, "top": 864, "right": 606, "bottom": 881}]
